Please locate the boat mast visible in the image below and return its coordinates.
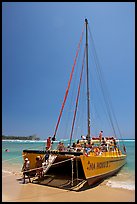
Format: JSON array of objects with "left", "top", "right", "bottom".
[{"left": 85, "top": 18, "right": 91, "bottom": 142}]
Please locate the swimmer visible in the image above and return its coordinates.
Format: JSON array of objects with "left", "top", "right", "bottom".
[{"left": 5, "top": 149, "right": 9, "bottom": 152}]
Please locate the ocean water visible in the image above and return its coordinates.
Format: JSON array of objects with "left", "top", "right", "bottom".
[{"left": 2, "top": 139, "right": 135, "bottom": 190}]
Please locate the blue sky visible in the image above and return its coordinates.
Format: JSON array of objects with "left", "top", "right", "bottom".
[{"left": 2, "top": 2, "right": 135, "bottom": 139}]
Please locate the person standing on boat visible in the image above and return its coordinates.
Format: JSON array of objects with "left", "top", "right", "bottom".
[
  {"left": 99, "top": 130, "right": 103, "bottom": 143},
  {"left": 46, "top": 136, "right": 52, "bottom": 150}
]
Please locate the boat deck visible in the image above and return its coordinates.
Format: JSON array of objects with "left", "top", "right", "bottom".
[{"left": 32, "top": 175, "right": 88, "bottom": 191}]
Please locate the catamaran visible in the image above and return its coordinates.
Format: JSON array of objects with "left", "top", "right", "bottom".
[{"left": 22, "top": 19, "right": 127, "bottom": 190}]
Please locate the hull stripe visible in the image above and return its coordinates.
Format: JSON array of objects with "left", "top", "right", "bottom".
[{"left": 109, "top": 158, "right": 126, "bottom": 163}]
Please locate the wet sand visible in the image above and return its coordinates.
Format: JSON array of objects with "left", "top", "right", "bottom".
[{"left": 2, "top": 172, "right": 135, "bottom": 202}]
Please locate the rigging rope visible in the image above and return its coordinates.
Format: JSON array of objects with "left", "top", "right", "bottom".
[
  {"left": 69, "top": 47, "right": 86, "bottom": 146},
  {"left": 88, "top": 43, "right": 113, "bottom": 133},
  {"left": 89, "top": 27, "right": 117, "bottom": 137},
  {"left": 62, "top": 30, "right": 84, "bottom": 139},
  {"left": 52, "top": 23, "right": 85, "bottom": 141},
  {"left": 88, "top": 25, "right": 126, "bottom": 152}
]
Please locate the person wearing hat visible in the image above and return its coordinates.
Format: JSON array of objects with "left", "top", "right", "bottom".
[{"left": 22, "top": 157, "right": 31, "bottom": 184}]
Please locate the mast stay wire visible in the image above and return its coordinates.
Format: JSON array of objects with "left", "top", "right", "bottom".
[
  {"left": 88, "top": 47, "right": 112, "bottom": 134},
  {"left": 69, "top": 47, "right": 86, "bottom": 145},
  {"left": 52, "top": 23, "right": 85, "bottom": 140},
  {"left": 88, "top": 25, "right": 126, "bottom": 149},
  {"left": 75, "top": 61, "right": 87, "bottom": 139},
  {"left": 88, "top": 28, "right": 117, "bottom": 138},
  {"left": 62, "top": 30, "right": 85, "bottom": 140}
]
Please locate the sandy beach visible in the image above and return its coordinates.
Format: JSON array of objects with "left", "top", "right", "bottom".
[{"left": 2, "top": 171, "right": 135, "bottom": 202}]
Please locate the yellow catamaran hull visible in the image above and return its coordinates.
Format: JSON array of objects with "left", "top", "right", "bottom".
[
  {"left": 22, "top": 150, "right": 126, "bottom": 187},
  {"left": 80, "top": 152, "right": 126, "bottom": 185}
]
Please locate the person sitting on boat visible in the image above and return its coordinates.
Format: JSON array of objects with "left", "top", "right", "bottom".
[
  {"left": 46, "top": 136, "right": 52, "bottom": 150},
  {"left": 57, "top": 142, "right": 61, "bottom": 151},
  {"left": 76, "top": 140, "right": 82, "bottom": 152},
  {"left": 57, "top": 142, "right": 65, "bottom": 152},
  {"left": 35, "top": 156, "right": 43, "bottom": 182},
  {"left": 22, "top": 158, "right": 31, "bottom": 184},
  {"left": 72, "top": 142, "right": 76, "bottom": 148},
  {"left": 108, "top": 141, "right": 114, "bottom": 152},
  {"left": 69, "top": 142, "right": 76, "bottom": 152},
  {"left": 87, "top": 141, "right": 93, "bottom": 148},
  {"left": 101, "top": 137, "right": 106, "bottom": 144},
  {"left": 83, "top": 142, "right": 93, "bottom": 155},
  {"left": 101, "top": 143, "right": 108, "bottom": 152},
  {"left": 81, "top": 135, "right": 86, "bottom": 140},
  {"left": 67, "top": 144, "right": 70, "bottom": 151},
  {"left": 83, "top": 144, "right": 89, "bottom": 156},
  {"left": 90, "top": 142, "right": 95, "bottom": 152},
  {"left": 101, "top": 137, "right": 108, "bottom": 152},
  {"left": 93, "top": 146, "right": 101, "bottom": 156}
]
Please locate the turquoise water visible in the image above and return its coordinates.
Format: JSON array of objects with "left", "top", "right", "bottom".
[{"left": 2, "top": 139, "right": 135, "bottom": 190}]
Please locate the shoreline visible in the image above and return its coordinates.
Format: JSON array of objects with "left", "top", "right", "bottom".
[
  {"left": 2, "top": 172, "right": 135, "bottom": 202},
  {"left": 2, "top": 158, "right": 135, "bottom": 192}
]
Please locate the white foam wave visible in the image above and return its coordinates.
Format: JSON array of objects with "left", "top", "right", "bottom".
[
  {"left": 2, "top": 139, "right": 60, "bottom": 143},
  {"left": 106, "top": 180, "right": 135, "bottom": 190},
  {"left": 2, "top": 170, "right": 13, "bottom": 174},
  {"left": 119, "top": 139, "right": 135, "bottom": 142},
  {"left": 2, "top": 140, "right": 45, "bottom": 143}
]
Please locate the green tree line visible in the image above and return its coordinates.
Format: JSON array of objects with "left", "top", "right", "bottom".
[{"left": 2, "top": 135, "right": 40, "bottom": 140}]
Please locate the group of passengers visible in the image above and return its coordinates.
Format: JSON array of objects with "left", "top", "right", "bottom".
[
  {"left": 56, "top": 136, "right": 119, "bottom": 156},
  {"left": 22, "top": 153, "right": 50, "bottom": 184},
  {"left": 46, "top": 132, "right": 119, "bottom": 155}
]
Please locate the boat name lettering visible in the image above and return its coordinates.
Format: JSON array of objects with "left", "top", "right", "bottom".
[
  {"left": 87, "top": 161, "right": 109, "bottom": 170},
  {"left": 96, "top": 161, "right": 109, "bottom": 169},
  {"left": 87, "top": 161, "right": 95, "bottom": 170}
]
